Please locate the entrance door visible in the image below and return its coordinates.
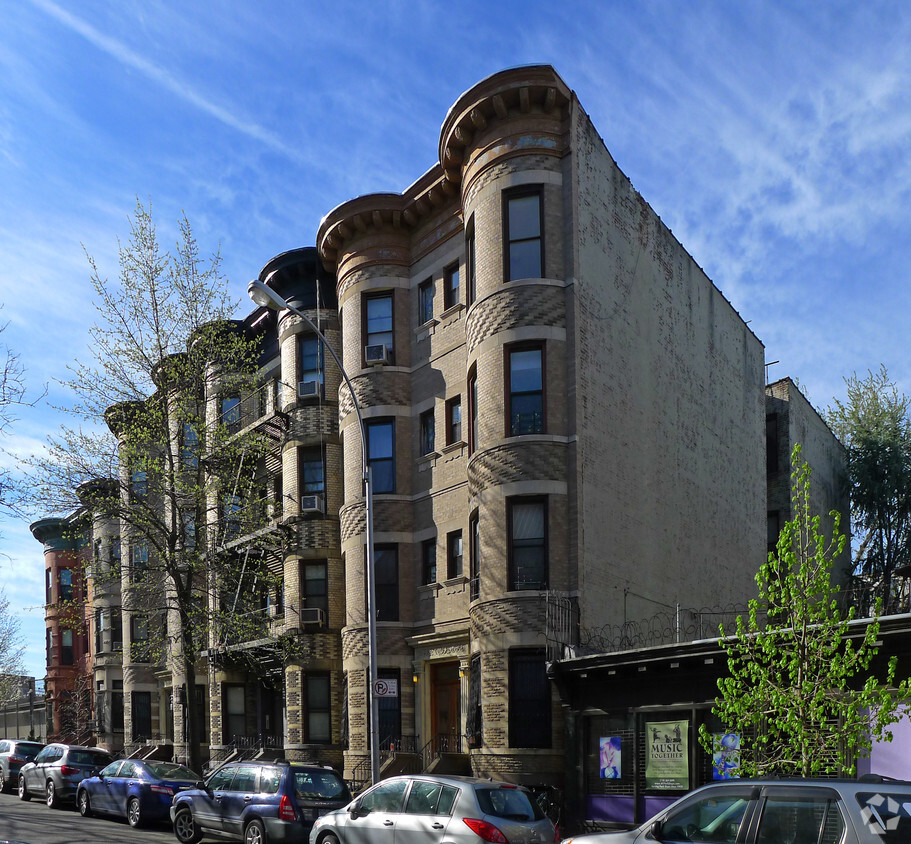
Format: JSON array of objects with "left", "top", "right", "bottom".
[{"left": 431, "top": 662, "right": 461, "bottom": 753}]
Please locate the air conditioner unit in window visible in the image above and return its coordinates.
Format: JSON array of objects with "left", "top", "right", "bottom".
[
  {"left": 298, "top": 380, "right": 322, "bottom": 399},
  {"left": 364, "top": 344, "right": 390, "bottom": 365},
  {"left": 299, "top": 607, "right": 325, "bottom": 626},
  {"left": 300, "top": 494, "right": 324, "bottom": 515}
]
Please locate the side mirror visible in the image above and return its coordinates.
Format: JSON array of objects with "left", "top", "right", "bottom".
[
  {"left": 195, "top": 780, "right": 210, "bottom": 794},
  {"left": 98, "top": 771, "right": 104, "bottom": 780},
  {"left": 648, "top": 819, "right": 663, "bottom": 840},
  {"left": 349, "top": 800, "right": 365, "bottom": 818}
]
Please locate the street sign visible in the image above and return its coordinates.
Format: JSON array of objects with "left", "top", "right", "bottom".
[{"left": 373, "top": 678, "right": 398, "bottom": 697}]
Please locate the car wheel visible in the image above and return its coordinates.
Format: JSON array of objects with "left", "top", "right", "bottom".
[
  {"left": 17, "top": 776, "right": 30, "bottom": 801},
  {"left": 127, "top": 796, "right": 143, "bottom": 828},
  {"left": 320, "top": 834, "right": 340, "bottom": 844},
  {"left": 244, "top": 819, "right": 266, "bottom": 844},
  {"left": 173, "top": 807, "right": 202, "bottom": 844},
  {"left": 46, "top": 780, "right": 59, "bottom": 809},
  {"left": 78, "top": 789, "right": 92, "bottom": 817}
]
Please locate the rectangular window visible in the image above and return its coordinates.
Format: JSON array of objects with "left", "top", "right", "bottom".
[
  {"left": 224, "top": 684, "right": 246, "bottom": 742},
  {"left": 61, "top": 629, "right": 74, "bottom": 665},
  {"left": 508, "top": 497, "right": 547, "bottom": 590},
  {"left": 46, "top": 628, "right": 52, "bottom": 666},
  {"left": 444, "top": 262, "right": 460, "bottom": 310},
  {"left": 181, "top": 422, "right": 199, "bottom": 469},
  {"left": 468, "top": 367, "right": 478, "bottom": 455},
  {"left": 364, "top": 292, "right": 394, "bottom": 361},
  {"left": 131, "top": 615, "right": 149, "bottom": 662},
  {"left": 506, "top": 344, "right": 544, "bottom": 436},
  {"left": 374, "top": 545, "right": 399, "bottom": 621},
  {"left": 508, "top": 649, "right": 551, "bottom": 747},
  {"left": 59, "top": 569, "right": 73, "bottom": 602},
  {"left": 303, "top": 561, "right": 329, "bottom": 618},
  {"left": 221, "top": 395, "right": 241, "bottom": 434},
  {"left": 470, "top": 512, "right": 480, "bottom": 601},
  {"left": 446, "top": 396, "right": 462, "bottom": 445},
  {"left": 420, "top": 408, "right": 435, "bottom": 456},
  {"left": 45, "top": 569, "right": 52, "bottom": 605},
  {"left": 131, "top": 467, "right": 148, "bottom": 498},
  {"left": 111, "top": 691, "right": 124, "bottom": 731},
  {"left": 421, "top": 539, "right": 436, "bottom": 585},
  {"left": 299, "top": 447, "right": 325, "bottom": 496},
  {"left": 299, "top": 335, "right": 325, "bottom": 385},
  {"left": 466, "top": 216, "right": 476, "bottom": 306},
  {"left": 182, "top": 510, "right": 196, "bottom": 551},
  {"left": 132, "top": 541, "right": 149, "bottom": 578},
  {"left": 418, "top": 277, "right": 434, "bottom": 325},
  {"left": 305, "top": 674, "right": 331, "bottom": 743},
  {"left": 447, "top": 530, "right": 463, "bottom": 579},
  {"left": 112, "top": 610, "right": 122, "bottom": 651},
  {"left": 504, "top": 187, "right": 543, "bottom": 280},
  {"left": 111, "top": 537, "right": 121, "bottom": 573},
  {"left": 95, "top": 608, "right": 105, "bottom": 654},
  {"left": 132, "top": 691, "right": 152, "bottom": 741},
  {"left": 366, "top": 419, "right": 395, "bottom": 493},
  {"left": 467, "top": 654, "right": 482, "bottom": 746}
]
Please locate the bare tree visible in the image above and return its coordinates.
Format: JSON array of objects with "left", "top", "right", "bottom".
[{"left": 0, "top": 588, "right": 26, "bottom": 706}]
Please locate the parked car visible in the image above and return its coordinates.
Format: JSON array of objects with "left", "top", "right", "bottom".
[
  {"left": 559, "top": 775, "right": 911, "bottom": 844},
  {"left": 0, "top": 740, "right": 44, "bottom": 793},
  {"left": 310, "top": 774, "right": 558, "bottom": 844},
  {"left": 77, "top": 758, "right": 199, "bottom": 827},
  {"left": 17, "top": 743, "right": 114, "bottom": 808},
  {"left": 171, "top": 760, "right": 351, "bottom": 844}
]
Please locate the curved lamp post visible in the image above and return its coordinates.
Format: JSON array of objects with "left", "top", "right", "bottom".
[{"left": 247, "top": 279, "right": 380, "bottom": 784}]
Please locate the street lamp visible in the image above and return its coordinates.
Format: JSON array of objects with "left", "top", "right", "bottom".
[{"left": 248, "top": 278, "right": 380, "bottom": 784}]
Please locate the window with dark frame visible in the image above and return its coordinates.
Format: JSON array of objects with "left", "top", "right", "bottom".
[
  {"left": 468, "top": 367, "right": 478, "bottom": 455},
  {"left": 59, "top": 569, "right": 73, "bottom": 602},
  {"left": 131, "top": 615, "right": 149, "bottom": 662},
  {"left": 299, "top": 335, "right": 325, "bottom": 385},
  {"left": 466, "top": 216, "right": 476, "bottom": 306},
  {"left": 181, "top": 422, "right": 199, "bottom": 469},
  {"left": 221, "top": 396, "right": 241, "bottom": 434},
  {"left": 303, "top": 561, "right": 329, "bottom": 619},
  {"left": 508, "top": 649, "right": 551, "bottom": 748},
  {"left": 469, "top": 512, "right": 480, "bottom": 601},
  {"left": 418, "top": 277, "right": 434, "bottom": 325},
  {"left": 504, "top": 186, "right": 543, "bottom": 281},
  {"left": 131, "top": 467, "right": 148, "bottom": 499},
  {"left": 299, "top": 446, "right": 326, "bottom": 496},
  {"left": 421, "top": 539, "right": 437, "bottom": 585},
  {"left": 364, "top": 292, "right": 394, "bottom": 361},
  {"left": 366, "top": 419, "right": 395, "bottom": 493},
  {"left": 508, "top": 497, "right": 547, "bottom": 590},
  {"left": 447, "top": 530, "right": 463, "bottom": 579},
  {"left": 95, "top": 608, "right": 105, "bottom": 653},
  {"left": 446, "top": 396, "right": 462, "bottom": 444},
  {"left": 506, "top": 344, "right": 544, "bottom": 436},
  {"left": 305, "top": 674, "right": 331, "bottom": 743},
  {"left": 467, "top": 654, "right": 482, "bottom": 746},
  {"left": 420, "top": 408, "right": 435, "bottom": 456},
  {"left": 224, "top": 684, "right": 246, "bottom": 742},
  {"left": 112, "top": 610, "right": 122, "bottom": 651},
  {"left": 45, "top": 569, "right": 52, "bottom": 604},
  {"left": 373, "top": 544, "right": 399, "bottom": 621},
  {"left": 132, "top": 690, "right": 153, "bottom": 741},
  {"left": 444, "top": 262, "right": 460, "bottom": 310}
]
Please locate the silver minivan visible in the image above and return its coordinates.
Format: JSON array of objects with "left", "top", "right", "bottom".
[{"left": 310, "top": 774, "right": 557, "bottom": 844}]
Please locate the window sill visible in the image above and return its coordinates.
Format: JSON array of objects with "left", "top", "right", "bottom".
[
  {"left": 440, "top": 303, "right": 464, "bottom": 324},
  {"left": 418, "top": 582, "right": 440, "bottom": 594},
  {"left": 415, "top": 318, "right": 439, "bottom": 342},
  {"left": 441, "top": 440, "right": 466, "bottom": 455},
  {"left": 443, "top": 575, "right": 468, "bottom": 588}
]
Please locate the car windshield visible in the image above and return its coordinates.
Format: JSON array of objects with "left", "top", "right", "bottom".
[
  {"left": 294, "top": 770, "right": 347, "bottom": 800},
  {"left": 69, "top": 750, "right": 113, "bottom": 767},
  {"left": 476, "top": 787, "right": 543, "bottom": 821},
  {"left": 145, "top": 762, "right": 198, "bottom": 780}
]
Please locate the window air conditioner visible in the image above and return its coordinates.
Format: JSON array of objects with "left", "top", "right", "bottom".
[
  {"left": 298, "top": 380, "right": 322, "bottom": 399},
  {"left": 364, "top": 344, "right": 390, "bottom": 365},
  {"left": 300, "top": 494, "right": 324, "bottom": 515},
  {"left": 299, "top": 607, "right": 325, "bottom": 625}
]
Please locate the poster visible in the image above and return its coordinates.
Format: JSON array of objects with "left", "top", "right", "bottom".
[
  {"left": 645, "top": 719, "right": 689, "bottom": 789},
  {"left": 712, "top": 732, "right": 741, "bottom": 779},
  {"left": 599, "top": 736, "right": 621, "bottom": 778}
]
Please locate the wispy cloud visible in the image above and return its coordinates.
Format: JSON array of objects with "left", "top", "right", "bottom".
[{"left": 28, "top": 0, "right": 301, "bottom": 161}]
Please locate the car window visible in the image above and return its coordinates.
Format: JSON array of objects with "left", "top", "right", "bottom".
[
  {"left": 0, "top": 741, "right": 8, "bottom": 752},
  {"left": 146, "top": 762, "right": 198, "bottom": 780},
  {"left": 476, "top": 787, "right": 541, "bottom": 822},
  {"left": 361, "top": 779, "right": 408, "bottom": 813},
  {"left": 17, "top": 743, "right": 44, "bottom": 757},
  {"left": 119, "top": 761, "right": 139, "bottom": 777},
  {"left": 227, "top": 765, "right": 258, "bottom": 793},
  {"left": 294, "top": 770, "right": 348, "bottom": 800},
  {"left": 757, "top": 796, "right": 845, "bottom": 844},
  {"left": 100, "top": 762, "right": 123, "bottom": 777},
  {"left": 405, "top": 781, "right": 452, "bottom": 815},
  {"left": 660, "top": 792, "right": 751, "bottom": 844},
  {"left": 854, "top": 791, "right": 911, "bottom": 841},
  {"left": 34, "top": 747, "right": 52, "bottom": 763},
  {"left": 208, "top": 767, "right": 236, "bottom": 791},
  {"left": 260, "top": 767, "right": 282, "bottom": 795},
  {"left": 70, "top": 750, "right": 112, "bottom": 767}
]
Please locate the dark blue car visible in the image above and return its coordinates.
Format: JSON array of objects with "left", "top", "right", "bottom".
[{"left": 77, "top": 758, "right": 200, "bottom": 828}]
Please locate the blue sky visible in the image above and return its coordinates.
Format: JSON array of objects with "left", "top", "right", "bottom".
[{"left": 2, "top": 0, "right": 910, "bottom": 680}]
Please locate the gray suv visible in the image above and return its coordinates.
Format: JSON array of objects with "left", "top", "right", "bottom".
[
  {"left": 17, "top": 742, "right": 113, "bottom": 808},
  {"left": 0, "top": 739, "right": 44, "bottom": 793},
  {"left": 561, "top": 776, "right": 911, "bottom": 844}
]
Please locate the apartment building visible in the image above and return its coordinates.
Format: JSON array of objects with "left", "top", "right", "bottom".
[{"left": 33, "top": 65, "right": 847, "bottom": 789}]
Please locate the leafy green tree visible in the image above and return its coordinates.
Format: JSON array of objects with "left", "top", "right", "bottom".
[
  {"left": 27, "top": 201, "right": 281, "bottom": 773},
  {"left": 826, "top": 366, "right": 911, "bottom": 612},
  {"left": 699, "top": 446, "right": 910, "bottom": 777}
]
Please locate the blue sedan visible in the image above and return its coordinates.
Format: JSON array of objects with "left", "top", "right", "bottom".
[{"left": 77, "top": 759, "right": 200, "bottom": 827}]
